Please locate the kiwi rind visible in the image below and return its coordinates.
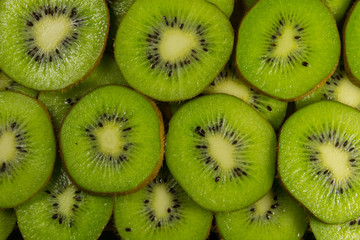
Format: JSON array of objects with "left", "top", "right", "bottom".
[
  {"left": 278, "top": 100, "right": 360, "bottom": 224},
  {"left": 0, "top": 92, "right": 56, "bottom": 209},
  {"left": 59, "top": 85, "right": 165, "bottom": 195},
  {"left": 236, "top": 0, "right": 340, "bottom": 101}
]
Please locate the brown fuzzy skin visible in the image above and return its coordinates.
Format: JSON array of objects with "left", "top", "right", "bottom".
[
  {"left": 58, "top": 84, "right": 165, "bottom": 197},
  {"left": 37, "top": 0, "right": 110, "bottom": 94},
  {"left": 234, "top": 0, "right": 340, "bottom": 102},
  {"left": 0, "top": 92, "right": 56, "bottom": 210},
  {"left": 343, "top": 0, "right": 360, "bottom": 88}
]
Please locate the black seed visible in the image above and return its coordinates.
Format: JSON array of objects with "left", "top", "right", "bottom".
[
  {"left": 59, "top": 218, "right": 63, "bottom": 224},
  {"left": 350, "top": 220, "right": 356, "bottom": 226},
  {"left": 70, "top": 7, "right": 77, "bottom": 18},
  {"left": 49, "top": 56, "right": 52, "bottom": 62},
  {"left": 294, "top": 36, "right": 301, "bottom": 39},
  {"left": 302, "top": 62, "right": 309, "bottom": 67},
  {"left": 214, "top": 166, "right": 219, "bottom": 171},
  {"left": 271, "top": 43, "right": 276, "bottom": 47},
  {"left": 250, "top": 208, "right": 255, "bottom": 212},
  {"left": 279, "top": 20, "right": 284, "bottom": 26},
  {"left": 73, "top": 204, "right": 79, "bottom": 208},
  {"left": 298, "top": 27, "right": 304, "bottom": 31},
  {"left": 144, "top": 199, "right": 149, "bottom": 204},
  {"left": 74, "top": 196, "right": 81, "bottom": 201},
  {"left": 168, "top": 71, "right": 173, "bottom": 77},
  {"left": 335, "top": 142, "right": 339, "bottom": 147},
  {"left": 271, "top": 35, "right": 276, "bottom": 39},
  {"left": 45, "top": 190, "right": 51, "bottom": 194},
  {"left": 27, "top": 21, "right": 33, "bottom": 26},
  {"left": 215, "top": 177, "right": 220, "bottom": 182},
  {"left": 310, "top": 157, "right": 317, "bottom": 161},
  {"left": 98, "top": 122, "right": 103, "bottom": 127},
  {"left": 56, "top": 49, "right": 60, "bottom": 55},
  {"left": 195, "top": 145, "right": 207, "bottom": 149},
  {"left": 266, "top": 214, "right": 271, "bottom": 220},
  {"left": 205, "top": 157, "right": 211, "bottom": 164},
  {"left": 11, "top": 122, "right": 17, "bottom": 129},
  {"left": 173, "top": 204, "right": 180, "bottom": 208},
  {"left": 157, "top": 222, "right": 161, "bottom": 227},
  {"left": 123, "top": 127, "right": 132, "bottom": 132},
  {"left": 179, "top": 23, "right": 184, "bottom": 29},
  {"left": 52, "top": 214, "right": 58, "bottom": 219},
  {"left": 53, "top": 203, "right": 58, "bottom": 207},
  {"left": 323, "top": 170, "right": 329, "bottom": 174},
  {"left": 330, "top": 180, "right": 334, "bottom": 184},
  {"left": 340, "top": 188, "right": 344, "bottom": 194},
  {"left": 267, "top": 106, "right": 272, "bottom": 111},
  {"left": 203, "top": 48, "right": 208, "bottom": 52},
  {"left": 350, "top": 159, "right": 356, "bottom": 162},
  {"left": 276, "top": 31, "right": 281, "bottom": 36},
  {"left": 349, "top": 147, "right": 355, "bottom": 152},
  {"left": 163, "top": 16, "right": 168, "bottom": 25},
  {"left": 271, "top": 204, "right": 278, "bottom": 209},
  {"left": 317, "top": 171, "right": 321, "bottom": 175},
  {"left": 267, "top": 210, "right": 273, "bottom": 215},
  {"left": 125, "top": 228, "right": 132, "bottom": 232},
  {"left": 358, "top": 220, "right": 360, "bottom": 225}
]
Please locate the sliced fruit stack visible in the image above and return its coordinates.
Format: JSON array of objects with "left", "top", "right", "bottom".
[{"left": 1, "top": 0, "right": 360, "bottom": 239}]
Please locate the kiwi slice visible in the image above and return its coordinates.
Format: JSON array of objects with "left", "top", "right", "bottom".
[
  {"left": 166, "top": 94, "right": 277, "bottom": 212},
  {"left": 295, "top": 66, "right": 360, "bottom": 110},
  {"left": 279, "top": 101, "right": 360, "bottom": 224},
  {"left": 0, "top": 209, "right": 16, "bottom": 240},
  {"left": 114, "top": 166, "right": 213, "bottom": 240},
  {"left": 344, "top": 1, "right": 360, "bottom": 87},
  {"left": 60, "top": 85, "right": 164, "bottom": 194},
  {"left": 0, "top": 70, "right": 38, "bottom": 98},
  {"left": 0, "top": 0, "right": 109, "bottom": 90},
  {"left": 16, "top": 163, "right": 113, "bottom": 240},
  {"left": 38, "top": 54, "right": 127, "bottom": 132},
  {"left": 203, "top": 66, "right": 287, "bottom": 130},
  {"left": 310, "top": 215, "right": 360, "bottom": 240},
  {"left": 236, "top": 0, "right": 340, "bottom": 101},
  {"left": 216, "top": 180, "right": 308, "bottom": 240},
  {"left": 207, "top": 0, "right": 234, "bottom": 18},
  {"left": 0, "top": 92, "right": 56, "bottom": 208},
  {"left": 114, "top": 0, "right": 234, "bottom": 101}
]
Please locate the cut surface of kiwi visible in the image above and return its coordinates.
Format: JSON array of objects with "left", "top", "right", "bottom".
[
  {"left": 0, "top": 92, "right": 56, "bottom": 208},
  {"left": 114, "top": 0, "right": 234, "bottom": 101},
  {"left": 295, "top": 66, "right": 360, "bottom": 111},
  {"left": 166, "top": 94, "right": 277, "bottom": 212},
  {"left": 0, "top": 209, "right": 16, "bottom": 240},
  {"left": 310, "top": 215, "right": 360, "bottom": 240},
  {"left": 0, "top": 71, "right": 38, "bottom": 98},
  {"left": 114, "top": 166, "right": 213, "bottom": 240},
  {"left": 207, "top": 0, "right": 234, "bottom": 18},
  {"left": 216, "top": 180, "right": 308, "bottom": 240},
  {"left": 203, "top": 65, "right": 287, "bottom": 130},
  {"left": 324, "top": 0, "right": 353, "bottom": 22},
  {"left": 16, "top": 164, "right": 113, "bottom": 240},
  {"left": 0, "top": 0, "right": 109, "bottom": 90},
  {"left": 344, "top": 0, "right": 360, "bottom": 87},
  {"left": 279, "top": 101, "right": 360, "bottom": 224},
  {"left": 236, "top": 0, "right": 340, "bottom": 100},
  {"left": 38, "top": 54, "right": 127, "bottom": 132},
  {"left": 60, "top": 85, "right": 164, "bottom": 194}
]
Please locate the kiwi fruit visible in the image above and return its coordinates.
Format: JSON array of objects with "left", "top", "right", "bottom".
[
  {"left": 60, "top": 85, "right": 164, "bottom": 194},
  {"left": 0, "top": 91, "right": 56, "bottom": 208},
  {"left": 0, "top": 209, "right": 16, "bottom": 240},
  {"left": 0, "top": 70, "right": 38, "bottom": 98},
  {"left": 216, "top": 180, "right": 308, "bottom": 240},
  {"left": 236, "top": 0, "right": 340, "bottom": 101},
  {"left": 207, "top": 0, "right": 234, "bottom": 18},
  {"left": 114, "top": 166, "right": 213, "bottom": 240},
  {"left": 38, "top": 54, "right": 127, "bottom": 132},
  {"left": 324, "top": 0, "right": 353, "bottom": 22},
  {"left": 344, "top": 0, "right": 360, "bottom": 87},
  {"left": 310, "top": 215, "right": 360, "bottom": 240},
  {"left": 166, "top": 94, "right": 277, "bottom": 212},
  {"left": 0, "top": 0, "right": 109, "bottom": 90},
  {"left": 203, "top": 65, "right": 287, "bottom": 130},
  {"left": 279, "top": 100, "right": 360, "bottom": 224},
  {"left": 16, "top": 163, "right": 113, "bottom": 240},
  {"left": 295, "top": 65, "right": 360, "bottom": 110},
  {"left": 114, "top": 0, "right": 234, "bottom": 101}
]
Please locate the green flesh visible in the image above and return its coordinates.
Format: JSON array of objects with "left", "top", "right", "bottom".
[
  {"left": 236, "top": 0, "right": 340, "bottom": 100},
  {"left": 216, "top": 181, "right": 308, "bottom": 240},
  {"left": 324, "top": 0, "right": 353, "bottom": 22},
  {"left": 0, "top": 92, "right": 56, "bottom": 208},
  {"left": 203, "top": 67, "right": 287, "bottom": 130},
  {"left": 207, "top": 0, "right": 234, "bottom": 18},
  {"left": 106, "top": 0, "right": 135, "bottom": 52},
  {"left": 166, "top": 94, "right": 277, "bottom": 212},
  {"left": 115, "top": 0, "right": 234, "bottom": 101},
  {"left": 0, "top": 209, "right": 16, "bottom": 240},
  {"left": 60, "top": 85, "right": 163, "bottom": 194},
  {"left": 0, "top": 71, "right": 38, "bottom": 98},
  {"left": 38, "top": 54, "right": 127, "bottom": 132},
  {"left": 310, "top": 215, "right": 360, "bottom": 240},
  {"left": 344, "top": 1, "right": 360, "bottom": 86},
  {"left": 279, "top": 101, "right": 360, "bottom": 224},
  {"left": 114, "top": 167, "right": 213, "bottom": 240},
  {"left": 295, "top": 67, "right": 360, "bottom": 110},
  {"left": 0, "top": 0, "right": 109, "bottom": 90},
  {"left": 16, "top": 164, "right": 113, "bottom": 240}
]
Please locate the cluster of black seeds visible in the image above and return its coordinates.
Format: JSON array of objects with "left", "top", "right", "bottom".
[
  {"left": 146, "top": 16, "right": 209, "bottom": 78},
  {"left": 249, "top": 195, "right": 280, "bottom": 222},
  {"left": 24, "top": 5, "right": 84, "bottom": 63}
]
